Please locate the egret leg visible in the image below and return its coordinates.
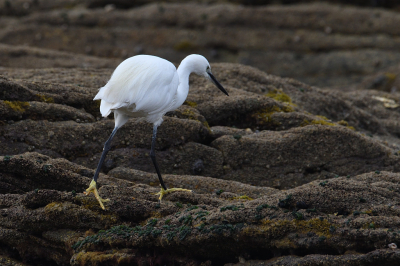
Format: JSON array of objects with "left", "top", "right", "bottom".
[
  {"left": 150, "top": 125, "right": 167, "bottom": 190},
  {"left": 84, "top": 127, "right": 119, "bottom": 210},
  {"left": 150, "top": 125, "right": 191, "bottom": 201}
]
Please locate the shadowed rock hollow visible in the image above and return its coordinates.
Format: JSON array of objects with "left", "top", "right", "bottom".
[{"left": 2, "top": 1, "right": 400, "bottom": 266}]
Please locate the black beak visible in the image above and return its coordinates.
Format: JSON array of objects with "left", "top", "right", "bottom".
[{"left": 208, "top": 72, "right": 229, "bottom": 96}]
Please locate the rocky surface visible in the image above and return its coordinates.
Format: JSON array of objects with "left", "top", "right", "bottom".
[
  {"left": 3, "top": 2, "right": 400, "bottom": 88},
  {"left": 2, "top": 1, "right": 400, "bottom": 266},
  {"left": 2, "top": 63, "right": 400, "bottom": 265}
]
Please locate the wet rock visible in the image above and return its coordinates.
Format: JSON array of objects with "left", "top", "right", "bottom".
[
  {"left": 94, "top": 141, "right": 227, "bottom": 178},
  {"left": 0, "top": 117, "right": 211, "bottom": 160},
  {"left": 108, "top": 167, "right": 278, "bottom": 198},
  {"left": 1, "top": 141, "right": 400, "bottom": 265},
  {"left": 225, "top": 249, "right": 400, "bottom": 266},
  {"left": 0, "top": 100, "right": 95, "bottom": 122},
  {"left": 0, "top": 256, "right": 30, "bottom": 266},
  {"left": 167, "top": 104, "right": 209, "bottom": 129},
  {"left": 3, "top": 3, "right": 400, "bottom": 87},
  {"left": 210, "top": 126, "right": 254, "bottom": 139},
  {"left": 65, "top": 171, "right": 400, "bottom": 264},
  {"left": 0, "top": 43, "right": 119, "bottom": 69},
  {"left": 2, "top": 4, "right": 400, "bottom": 262},
  {"left": 212, "top": 125, "right": 400, "bottom": 188}
]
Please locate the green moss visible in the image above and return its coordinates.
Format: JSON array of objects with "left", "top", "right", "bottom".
[
  {"left": 151, "top": 229, "right": 162, "bottom": 238},
  {"left": 150, "top": 211, "right": 163, "bottom": 218},
  {"left": 245, "top": 218, "right": 335, "bottom": 239},
  {"left": 361, "top": 221, "right": 378, "bottom": 229},
  {"left": 166, "top": 230, "right": 177, "bottom": 241},
  {"left": 174, "top": 40, "right": 196, "bottom": 51},
  {"left": 194, "top": 210, "right": 209, "bottom": 220},
  {"left": 337, "top": 120, "right": 356, "bottom": 130},
  {"left": 202, "top": 120, "right": 211, "bottom": 130},
  {"left": 182, "top": 109, "right": 196, "bottom": 119},
  {"left": 316, "top": 115, "right": 329, "bottom": 120},
  {"left": 73, "top": 223, "right": 177, "bottom": 251},
  {"left": 233, "top": 134, "right": 242, "bottom": 140},
  {"left": 147, "top": 218, "right": 158, "bottom": 227},
  {"left": 36, "top": 94, "right": 54, "bottom": 103},
  {"left": 4, "top": 100, "right": 30, "bottom": 113},
  {"left": 369, "top": 222, "right": 376, "bottom": 229},
  {"left": 179, "top": 215, "right": 192, "bottom": 225},
  {"left": 184, "top": 101, "right": 198, "bottom": 107},
  {"left": 278, "top": 194, "right": 293, "bottom": 208},
  {"left": 42, "top": 164, "right": 52, "bottom": 173},
  {"left": 230, "top": 195, "right": 253, "bottom": 201},
  {"left": 252, "top": 106, "right": 281, "bottom": 126},
  {"left": 306, "top": 208, "right": 317, "bottom": 213},
  {"left": 252, "top": 103, "right": 294, "bottom": 127},
  {"left": 256, "top": 204, "right": 270, "bottom": 212},
  {"left": 78, "top": 197, "right": 106, "bottom": 211},
  {"left": 292, "top": 211, "right": 304, "bottom": 220},
  {"left": 181, "top": 108, "right": 211, "bottom": 131},
  {"left": 266, "top": 89, "right": 293, "bottom": 104},
  {"left": 3, "top": 155, "right": 12, "bottom": 163},
  {"left": 220, "top": 205, "right": 239, "bottom": 212},
  {"left": 319, "top": 181, "right": 328, "bottom": 187},
  {"left": 186, "top": 205, "right": 199, "bottom": 212},
  {"left": 299, "top": 218, "right": 335, "bottom": 237},
  {"left": 178, "top": 226, "right": 191, "bottom": 240},
  {"left": 302, "top": 117, "right": 356, "bottom": 130},
  {"left": 210, "top": 224, "right": 234, "bottom": 235},
  {"left": 301, "top": 119, "right": 336, "bottom": 127}
]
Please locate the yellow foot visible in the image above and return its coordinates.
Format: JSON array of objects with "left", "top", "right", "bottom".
[
  {"left": 155, "top": 187, "right": 192, "bottom": 202},
  {"left": 84, "top": 180, "right": 110, "bottom": 210}
]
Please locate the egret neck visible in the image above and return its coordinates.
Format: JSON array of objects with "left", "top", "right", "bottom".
[{"left": 173, "top": 59, "right": 192, "bottom": 111}]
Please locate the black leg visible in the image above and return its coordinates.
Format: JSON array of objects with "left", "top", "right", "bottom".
[
  {"left": 93, "top": 127, "right": 119, "bottom": 183},
  {"left": 150, "top": 125, "right": 167, "bottom": 190}
]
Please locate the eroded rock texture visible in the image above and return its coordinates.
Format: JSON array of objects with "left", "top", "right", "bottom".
[
  {"left": 1, "top": 61, "right": 400, "bottom": 265},
  {"left": 2, "top": 1, "right": 400, "bottom": 266}
]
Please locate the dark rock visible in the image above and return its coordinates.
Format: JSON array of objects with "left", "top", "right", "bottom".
[
  {"left": 108, "top": 167, "right": 277, "bottom": 198},
  {"left": 2, "top": 4, "right": 400, "bottom": 264},
  {"left": 212, "top": 125, "right": 400, "bottom": 188},
  {"left": 3, "top": 3, "right": 400, "bottom": 87},
  {"left": 192, "top": 159, "right": 204, "bottom": 175}
]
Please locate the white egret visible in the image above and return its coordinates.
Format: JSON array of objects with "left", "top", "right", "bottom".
[{"left": 84, "top": 54, "right": 229, "bottom": 209}]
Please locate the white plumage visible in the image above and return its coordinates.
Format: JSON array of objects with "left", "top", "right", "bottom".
[
  {"left": 85, "top": 54, "right": 228, "bottom": 210},
  {"left": 95, "top": 55, "right": 180, "bottom": 127}
]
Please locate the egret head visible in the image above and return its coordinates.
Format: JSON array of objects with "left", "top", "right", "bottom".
[{"left": 183, "top": 54, "right": 229, "bottom": 96}]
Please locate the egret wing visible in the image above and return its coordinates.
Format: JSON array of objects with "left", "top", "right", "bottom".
[{"left": 94, "top": 55, "right": 178, "bottom": 117}]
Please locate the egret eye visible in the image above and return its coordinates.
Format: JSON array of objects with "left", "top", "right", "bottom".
[{"left": 206, "top": 66, "right": 211, "bottom": 72}]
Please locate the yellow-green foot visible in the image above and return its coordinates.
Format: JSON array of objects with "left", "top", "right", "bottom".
[
  {"left": 84, "top": 180, "right": 110, "bottom": 210},
  {"left": 155, "top": 187, "right": 192, "bottom": 202}
]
